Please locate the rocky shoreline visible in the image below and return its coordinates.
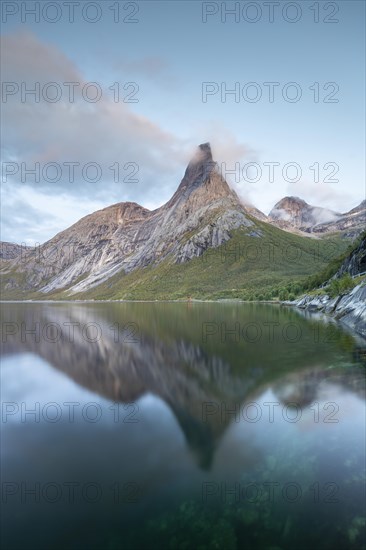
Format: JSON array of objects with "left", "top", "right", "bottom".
[{"left": 287, "top": 282, "right": 366, "bottom": 339}]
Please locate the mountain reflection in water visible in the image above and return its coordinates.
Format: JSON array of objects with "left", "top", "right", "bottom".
[{"left": 1, "top": 302, "right": 365, "bottom": 550}]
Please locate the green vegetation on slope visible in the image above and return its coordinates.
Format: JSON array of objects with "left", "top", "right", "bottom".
[
  {"left": 69, "top": 220, "right": 349, "bottom": 301},
  {"left": 326, "top": 274, "right": 358, "bottom": 298},
  {"left": 1, "top": 220, "right": 356, "bottom": 302},
  {"left": 303, "top": 230, "right": 366, "bottom": 290}
]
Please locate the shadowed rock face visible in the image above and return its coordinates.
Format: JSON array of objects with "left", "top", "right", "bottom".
[
  {"left": 0, "top": 242, "right": 30, "bottom": 260},
  {"left": 335, "top": 236, "right": 366, "bottom": 277},
  {"left": 3, "top": 143, "right": 255, "bottom": 294},
  {"left": 294, "top": 282, "right": 366, "bottom": 339}
]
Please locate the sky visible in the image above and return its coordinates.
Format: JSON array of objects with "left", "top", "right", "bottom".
[{"left": 1, "top": 0, "right": 365, "bottom": 244}]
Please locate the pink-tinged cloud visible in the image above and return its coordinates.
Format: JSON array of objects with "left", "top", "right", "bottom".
[{"left": 1, "top": 30, "right": 186, "bottom": 186}]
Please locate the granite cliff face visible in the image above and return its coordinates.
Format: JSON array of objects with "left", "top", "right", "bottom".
[
  {"left": 268, "top": 196, "right": 365, "bottom": 238},
  {"left": 334, "top": 236, "right": 366, "bottom": 278},
  {"left": 0, "top": 242, "right": 30, "bottom": 260},
  {"left": 293, "top": 283, "right": 366, "bottom": 338},
  {"left": 3, "top": 143, "right": 255, "bottom": 294}
]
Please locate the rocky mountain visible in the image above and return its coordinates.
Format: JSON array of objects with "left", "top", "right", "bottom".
[
  {"left": 2, "top": 143, "right": 257, "bottom": 295},
  {"left": 241, "top": 203, "right": 268, "bottom": 222},
  {"left": 347, "top": 199, "right": 366, "bottom": 216},
  {"left": 1, "top": 144, "right": 362, "bottom": 300},
  {"left": 269, "top": 196, "right": 341, "bottom": 229},
  {"left": 290, "top": 235, "right": 366, "bottom": 338},
  {"left": 268, "top": 196, "right": 365, "bottom": 238},
  {"left": 0, "top": 241, "right": 30, "bottom": 260},
  {"left": 294, "top": 282, "right": 366, "bottom": 338},
  {"left": 334, "top": 235, "right": 366, "bottom": 278},
  {"left": 311, "top": 200, "right": 366, "bottom": 238}
]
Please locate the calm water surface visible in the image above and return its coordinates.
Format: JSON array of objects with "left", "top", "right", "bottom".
[{"left": 1, "top": 302, "right": 365, "bottom": 550}]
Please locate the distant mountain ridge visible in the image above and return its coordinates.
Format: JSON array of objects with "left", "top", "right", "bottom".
[
  {"left": 268, "top": 196, "right": 341, "bottom": 228},
  {"left": 267, "top": 196, "right": 365, "bottom": 238}
]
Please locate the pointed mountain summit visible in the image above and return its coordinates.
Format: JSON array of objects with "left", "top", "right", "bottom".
[
  {"left": 188, "top": 141, "right": 213, "bottom": 166},
  {"left": 174, "top": 143, "right": 215, "bottom": 197},
  {"left": 5, "top": 143, "right": 255, "bottom": 295},
  {"left": 168, "top": 142, "right": 236, "bottom": 208}
]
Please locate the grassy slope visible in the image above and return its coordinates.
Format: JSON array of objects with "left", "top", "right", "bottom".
[
  {"left": 69, "top": 220, "right": 349, "bottom": 301},
  {"left": 0, "top": 219, "right": 352, "bottom": 301}
]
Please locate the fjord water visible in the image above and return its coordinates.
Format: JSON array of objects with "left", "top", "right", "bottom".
[{"left": 1, "top": 302, "right": 365, "bottom": 550}]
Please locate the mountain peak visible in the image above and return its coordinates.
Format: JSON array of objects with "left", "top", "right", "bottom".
[
  {"left": 197, "top": 142, "right": 212, "bottom": 161},
  {"left": 169, "top": 143, "right": 218, "bottom": 203},
  {"left": 269, "top": 196, "right": 341, "bottom": 230},
  {"left": 186, "top": 142, "right": 213, "bottom": 169},
  {"left": 276, "top": 196, "right": 308, "bottom": 207}
]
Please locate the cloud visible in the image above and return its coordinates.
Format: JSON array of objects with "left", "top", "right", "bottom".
[
  {"left": 0, "top": 30, "right": 195, "bottom": 242},
  {"left": 310, "top": 207, "right": 341, "bottom": 225},
  {"left": 2, "top": 31, "right": 254, "bottom": 243},
  {"left": 182, "top": 121, "right": 254, "bottom": 200},
  {"left": 269, "top": 207, "right": 291, "bottom": 221},
  {"left": 285, "top": 180, "right": 352, "bottom": 215},
  {"left": 1, "top": 182, "right": 108, "bottom": 244},
  {"left": 113, "top": 56, "right": 171, "bottom": 82},
  {"left": 191, "top": 122, "right": 252, "bottom": 169},
  {"left": 1, "top": 30, "right": 80, "bottom": 83},
  {"left": 3, "top": 31, "right": 359, "bottom": 245},
  {"left": 1, "top": 30, "right": 186, "bottom": 198}
]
